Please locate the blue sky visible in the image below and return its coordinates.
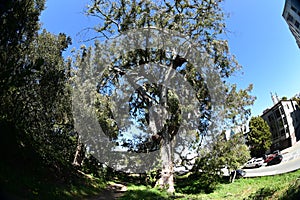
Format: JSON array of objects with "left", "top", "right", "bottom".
[
  {"left": 40, "top": 0, "right": 300, "bottom": 117},
  {"left": 224, "top": 0, "right": 300, "bottom": 116}
]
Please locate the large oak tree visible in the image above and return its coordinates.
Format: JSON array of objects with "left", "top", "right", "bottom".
[{"left": 74, "top": 0, "right": 256, "bottom": 193}]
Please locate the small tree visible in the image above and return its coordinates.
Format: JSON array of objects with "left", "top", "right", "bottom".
[
  {"left": 225, "top": 133, "right": 250, "bottom": 182},
  {"left": 292, "top": 95, "right": 300, "bottom": 106},
  {"left": 193, "top": 131, "right": 250, "bottom": 190},
  {"left": 248, "top": 116, "right": 272, "bottom": 157}
]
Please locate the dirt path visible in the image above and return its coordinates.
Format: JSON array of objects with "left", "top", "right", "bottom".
[{"left": 88, "top": 182, "right": 127, "bottom": 200}]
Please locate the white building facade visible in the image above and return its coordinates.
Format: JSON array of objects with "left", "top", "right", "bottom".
[
  {"left": 282, "top": 0, "right": 300, "bottom": 48},
  {"left": 262, "top": 100, "right": 300, "bottom": 151}
]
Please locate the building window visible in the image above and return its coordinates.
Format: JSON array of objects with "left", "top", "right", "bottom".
[
  {"left": 270, "top": 122, "right": 276, "bottom": 132},
  {"left": 280, "top": 106, "right": 285, "bottom": 114},
  {"left": 278, "top": 120, "right": 284, "bottom": 129},
  {"left": 285, "top": 127, "right": 289, "bottom": 134},
  {"left": 268, "top": 115, "right": 274, "bottom": 122},
  {"left": 291, "top": 6, "right": 297, "bottom": 13},
  {"left": 283, "top": 116, "right": 288, "bottom": 125},
  {"left": 295, "top": 21, "right": 300, "bottom": 29},
  {"left": 287, "top": 104, "right": 290, "bottom": 109},
  {"left": 281, "top": 129, "right": 285, "bottom": 136},
  {"left": 272, "top": 132, "right": 277, "bottom": 139},
  {"left": 275, "top": 109, "right": 281, "bottom": 118},
  {"left": 287, "top": 14, "right": 294, "bottom": 22}
]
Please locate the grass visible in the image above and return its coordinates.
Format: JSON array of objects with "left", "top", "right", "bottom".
[
  {"left": 118, "top": 170, "right": 300, "bottom": 200},
  {"left": 1, "top": 140, "right": 300, "bottom": 200},
  {"left": 120, "top": 185, "right": 170, "bottom": 200},
  {"left": 2, "top": 158, "right": 300, "bottom": 200},
  {"left": 200, "top": 170, "right": 300, "bottom": 200}
]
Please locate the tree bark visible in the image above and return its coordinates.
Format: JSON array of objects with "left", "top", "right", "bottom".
[
  {"left": 158, "top": 141, "right": 175, "bottom": 193},
  {"left": 154, "top": 55, "right": 179, "bottom": 193},
  {"left": 231, "top": 170, "right": 236, "bottom": 183},
  {"left": 156, "top": 135, "right": 175, "bottom": 193},
  {"left": 73, "top": 142, "right": 85, "bottom": 167},
  {"left": 155, "top": 79, "right": 175, "bottom": 193}
]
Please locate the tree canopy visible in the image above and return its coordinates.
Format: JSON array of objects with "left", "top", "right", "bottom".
[
  {"left": 0, "top": 0, "right": 77, "bottom": 174},
  {"left": 248, "top": 116, "right": 272, "bottom": 157},
  {"left": 0, "top": 0, "right": 260, "bottom": 198},
  {"left": 69, "top": 0, "right": 257, "bottom": 193},
  {"left": 192, "top": 132, "right": 250, "bottom": 191}
]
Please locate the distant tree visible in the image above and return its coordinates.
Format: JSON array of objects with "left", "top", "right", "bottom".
[
  {"left": 71, "top": 45, "right": 120, "bottom": 167},
  {"left": 282, "top": 96, "right": 288, "bottom": 101},
  {"left": 292, "top": 95, "right": 300, "bottom": 106},
  {"left": 248, "top": 116, "right": 272, "bottom": 157}
]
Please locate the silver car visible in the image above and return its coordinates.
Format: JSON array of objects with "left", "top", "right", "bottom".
[{"left": 244, "top": 157, "right": 264, "bottom": 168}]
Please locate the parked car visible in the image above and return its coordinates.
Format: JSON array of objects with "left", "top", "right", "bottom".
[
  {"left": 231, "top": 169, "right": 246, "bottom": 179},
  {"left": 264, "top": 150, "right": 281, "bottom": 163},
  {"left": 267, "top": 154, "right": 283, "bottom": 166},
  {"left": 273, "top": 150, "right": 281, "bottom": 155},
  {"left": 244, "top": 157, "right": 264, "bottom": 168},
  {"left": 264, "top": 154, "right": 276, "bottom": 163}
]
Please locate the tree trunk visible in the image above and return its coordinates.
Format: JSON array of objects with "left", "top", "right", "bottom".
[
  {"left": 155, "top": 82, "right": 175, "bottom": 193},
  {"left": 231, "top": 170, "right": 236, "bottom": 183},
  {"left": 155, "top": 58, "right": 178, "bottom": 193},
  {"left": 73, "top": 142, "right": 85, "bottom": 167},
  {"left": 156, "top": 137, "right": 175, "bottom": 193}
]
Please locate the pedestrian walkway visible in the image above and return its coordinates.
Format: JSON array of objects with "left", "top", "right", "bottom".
[
  {"left": 281, "top": 140, "right": 300, "bottom": 163},
  {"left": 282, "top": 140, "right": 300, "bottom": 154}
]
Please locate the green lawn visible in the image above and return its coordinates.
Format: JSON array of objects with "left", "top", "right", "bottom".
[{"left": 120, "top": 170, "right": 300, "bottom": 200}]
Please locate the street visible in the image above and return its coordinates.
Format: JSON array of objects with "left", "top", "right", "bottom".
[{"left": 244, "top": 141, "right": 300, "bottom": 177}]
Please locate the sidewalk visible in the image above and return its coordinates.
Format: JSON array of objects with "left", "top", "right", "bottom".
[{"left": 281, "top": 140, "right": 300, "bottom": 154}]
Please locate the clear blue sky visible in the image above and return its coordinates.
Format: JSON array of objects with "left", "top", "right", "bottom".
[
  {"left": 40, "top": 0, "right": 300, "bottom": 117},
  {"left": 224, "top": 0, "right": 300, "bottom": 117}
]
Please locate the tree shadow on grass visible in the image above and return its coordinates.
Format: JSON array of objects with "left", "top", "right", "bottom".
[
  {"left": 175, "top": 173, "right": 223, "bottom": 194},
  {"left": 244, "top": 187, "right": 277, "bottom": 200},
  {"left": 279, "top": 178, "right": 300, "bottom": 200}
]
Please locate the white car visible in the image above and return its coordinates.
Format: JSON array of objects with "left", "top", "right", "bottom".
[{"left": 244, "top": 157, "right": 264, "bottom": 168}]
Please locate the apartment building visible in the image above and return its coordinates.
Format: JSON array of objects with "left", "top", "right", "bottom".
[
  {"left": 282, "top": 0, "right": 300, "bottom": 48},
  {"left": 261, "top": 97, "right": 300, "bottom": 151}
]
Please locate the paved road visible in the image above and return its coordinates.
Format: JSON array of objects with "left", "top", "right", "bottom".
[{"left": 244, "top": 141, "right": 300, "bottom": 177}]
